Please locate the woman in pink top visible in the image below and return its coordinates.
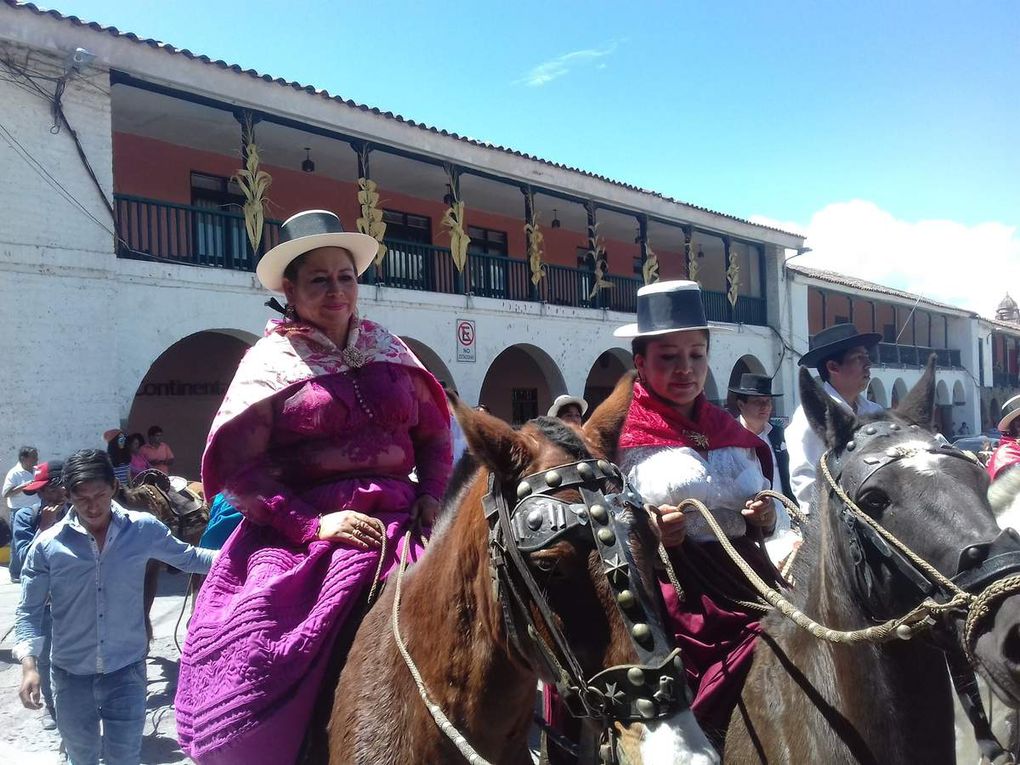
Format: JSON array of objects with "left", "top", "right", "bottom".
[
  {"left": 127, "top": 433, "right": 149, "bottom": 478},
  {"left": 174, "top": 211, "right": 452, "bottom": 765}
]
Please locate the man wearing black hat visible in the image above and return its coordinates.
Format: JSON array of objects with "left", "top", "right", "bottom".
[
  {"left": 731, "top": 374, "right": 799, "bottom": 561},
  {"left": 786, "top": 324, "right": 885, "bottom": 514}
]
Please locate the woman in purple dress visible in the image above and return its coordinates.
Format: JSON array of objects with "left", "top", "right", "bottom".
[{"left": 175, "top": 211, "right": 452, "bottom": 764}]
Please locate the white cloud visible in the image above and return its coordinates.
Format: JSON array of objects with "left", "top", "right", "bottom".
[
  {"left": 751, "top": 200, "right": 1020, "bottom": 316},
  {"left": 517, "top": 44, "right": 618, "bottom": 87}
]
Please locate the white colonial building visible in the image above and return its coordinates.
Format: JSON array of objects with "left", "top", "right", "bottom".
[{"left": 0, "top": 2, "right": 807, "bottom": 475}]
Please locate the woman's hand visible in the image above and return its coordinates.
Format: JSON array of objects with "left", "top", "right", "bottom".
[
  {"left": 317, "top": 510, "right": 384, "bottom": 549},
  {"left": 411, "top": 494, "right": 441, "bottom": 527},
  {"left": 650, "top": 504, "right": 687, "bottom": 547},
  {"left": 742, "top": 498, "right": 776, "bottom": 531}
]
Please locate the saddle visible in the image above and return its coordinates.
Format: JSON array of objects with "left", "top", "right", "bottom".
[{"left": 134, "top": 470, "right": 210, "bottom": 542}]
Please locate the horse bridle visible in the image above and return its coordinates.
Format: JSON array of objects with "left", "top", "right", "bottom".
[
  {"left": 823, "top": 420, "right": 1020, "bottom": 764},
  {"left": 822, "top": 421, "right": 1020, "bottom": 626},
  {"left": 483, "top": 457, "right": 688, "bottom": 738}
]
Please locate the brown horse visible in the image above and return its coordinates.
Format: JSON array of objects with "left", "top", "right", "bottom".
[
  {"left": 724, "top": 361, "right": 1020, "bottom": 764},
  {"left": 322, "top": 394, "right": 719, "bottom": 764},
  {"left": 116, "top": 471, "right": 210, "bottom": 638}
]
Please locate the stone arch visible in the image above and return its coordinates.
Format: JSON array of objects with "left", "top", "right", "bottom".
[
  {"left": 935, "top": 380, "right": 951, "bottom": 406},
  {"left": 867, "top": 378, "right": 888, "bottom": 408},
  {"left": 479, "top": 343, "right": 567, "bottom": 425},
  {"left": 401, "top": 337, "right": 455, "bottom": 391},
  {"left": 725, "top": 354, "right": 768, "bottom": 414},
  {"left": 127, "top": 330, "right": 256, "bottom": 478},
  {"left": 583, "top": 348, "right": 634, "bottom": 413},
  {"left": 891, "top": 378, "right": 908, "bottom": 409},
  {"left": 952, "top": 380, "right": 966, "bottom": 406},
  {"left": 934, "top": 379, "right": 953, "bottom": 434}
]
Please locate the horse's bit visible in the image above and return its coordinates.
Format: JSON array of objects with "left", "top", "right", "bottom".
[{"left": 483, "top": 457, "right": 688, "bottom": 758}]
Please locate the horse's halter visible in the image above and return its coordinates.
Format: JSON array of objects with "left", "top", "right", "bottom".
[
  {"left": 822, "top": 420, "right": 1020, "bottom": 764},
  {"left": 483, "top": 457, "right": 688, "bottom": 731},
  {"left": 822, "top": 421, "right": 1020, "bottom": 628}
]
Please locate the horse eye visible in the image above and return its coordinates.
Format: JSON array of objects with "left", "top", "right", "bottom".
[
  {"left": 530, "top": 553, "right": 562, "bottom": 576},
  {"left": 857, "top": 489, "right": 889, "bottom": 514}
]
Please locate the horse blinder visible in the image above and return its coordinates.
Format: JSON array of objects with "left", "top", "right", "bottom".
[{"left": 485, "top": 458, "right": 689, "bottom": 725}]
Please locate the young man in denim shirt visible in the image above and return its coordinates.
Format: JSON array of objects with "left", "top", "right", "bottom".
[{"left": 15, "top": 449, "right": 216, "bottom": 764}]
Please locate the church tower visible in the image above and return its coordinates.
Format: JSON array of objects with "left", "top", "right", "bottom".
[{"left": 997, "top": 294, "right": 1020, "bottom": 324}]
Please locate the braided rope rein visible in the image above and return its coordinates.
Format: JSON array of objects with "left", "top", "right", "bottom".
[{"left": 390, "top": 528, "right": 495, "bottom": 765}]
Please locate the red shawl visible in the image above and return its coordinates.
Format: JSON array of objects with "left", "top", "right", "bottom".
[
  {"left": 619, "top": 381, "right": 773, "bottom": 483},
  {"left": 989, "top": 436, "right": 1020, "bottom": 481}
]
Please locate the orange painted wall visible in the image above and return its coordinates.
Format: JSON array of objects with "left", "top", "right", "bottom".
[{"left": 113, "top": 132, "right": 656, "bottom": 276}]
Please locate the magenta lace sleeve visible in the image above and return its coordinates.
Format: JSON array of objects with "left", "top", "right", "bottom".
[
  {"left": 215, "top": 400, "right": 321, "bottom": 545},
  {"left": 410, "top": 372, "right": 453, "bottom": 500}
]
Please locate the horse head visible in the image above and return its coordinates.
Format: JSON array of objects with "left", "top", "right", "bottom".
[
  {"left": 800, "top": 356, "right": 1020, "bottom": 706},
  {"left": 449, "top": 387, "right": 717, "bottom": 765}
]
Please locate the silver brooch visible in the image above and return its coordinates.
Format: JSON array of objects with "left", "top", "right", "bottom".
[{"left": 342, "top": 346, "right": 367, "bottom": 369}]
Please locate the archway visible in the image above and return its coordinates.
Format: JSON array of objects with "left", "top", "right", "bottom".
[
  {"left": 935, "top": 380, "right": 952, "bottom": 435},
  {"left": 583, "top": 349, "right": 633, "bottom": 413},
  {"left": 951, "top": 380, "right": 967, "bottom": 436},
  {"left": 867, "top": 378, "right": 888, "bottom": 408},
  {"left": 705, "top": 369, "right": 720, "bottom": 406},
  {"left": 128, "top": 330, "right": 256, "bottom": 477},
  {"left": 891, "top": 378, "right": 908, "bottom": 409},
  {"left": 479, "top": 344, "right": 567, "bottom": 425},
  {"left": 401, "top": 337, "right": 455, "bottom": 391},
  {"left": 725, "top": 354, "right": 767, "bottom": 414}
]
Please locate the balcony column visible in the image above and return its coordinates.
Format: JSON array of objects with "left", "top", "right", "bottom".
[
  {"left": 636, "top": 214, "right": 653, "bottom": 285},
  {"left": 352, "top": 141, "right": 379, "bottom": 284},
  {"left": 871, "top": 301, "right": 877, "bottom": 334},
  {"left": 820, "top": 290, "right": 828, "bottom": 330},
  {"left": 233, "top": 109, "right": 264, "bottom": 267},
  {"left": 444, "top": 165, "right": 466, "bottom": 294},
  {"left": 682, "top": 225, "right": 694, "bottom": 282},
  {"left": 585, "top": 200, "right": 608, "bottom": 308},
  {"left": 522, "top": 186, "right": 539, "bottom": 301},
  {"left": 848, "top": 297, "right": 855, "bottom": 324},
  {"left": 723, "top": 236, "right": 735, "bottom": 323}
]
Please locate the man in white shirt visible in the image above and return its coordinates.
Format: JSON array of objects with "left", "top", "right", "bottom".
[
  {"left": 731, "top": 373, "right": 798, "bottom": 562},
  {"left": 3, "top": 446, "right": 40, "bottom": 527},
  {"left": 786, "top": 324, "right": 885, "bottom": 515}
]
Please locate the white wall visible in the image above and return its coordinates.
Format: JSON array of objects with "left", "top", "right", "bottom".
[{"left": 0, "top": 49, "right": 119, "bottom": 464}]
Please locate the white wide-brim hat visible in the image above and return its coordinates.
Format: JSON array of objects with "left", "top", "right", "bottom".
[
  {"left": 548, "top": 394, "right": 589, "bottom": 418},
  {"left": 256, "top": 210, "right": 379, "bottom": 292},
  {"left": 999, "top": 394, "right": 1020, "bottom": 432},
  {"left": 614, "top": 280, "right": 717, "bottom": 338}
]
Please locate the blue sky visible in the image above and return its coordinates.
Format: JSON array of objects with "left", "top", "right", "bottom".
[{"left": 44, "top": 0, "right": 1020, "bottom": 310}]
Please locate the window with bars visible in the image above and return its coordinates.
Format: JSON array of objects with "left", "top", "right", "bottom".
[{"left": 511, "top": 388, "right": 538, "bottom": 427}]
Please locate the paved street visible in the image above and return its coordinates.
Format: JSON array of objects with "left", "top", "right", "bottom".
[{"left": 0, "top": 567, "right": 193, "bottom": 764}]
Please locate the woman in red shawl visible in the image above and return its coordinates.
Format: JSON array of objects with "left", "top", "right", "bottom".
[
  {"left": 175, "top": 211, "right": 452, "bottom": 764},
  {"left": 614, "top": 280, "right": 782, "bottom": 750}
]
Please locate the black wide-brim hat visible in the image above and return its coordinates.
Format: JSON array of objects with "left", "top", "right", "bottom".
[
  {"left": 728, "top": 373, "right": 782, "bottom": 397},
  {"left": 798, "top": 323, "right": 882, "bottom": 368},
  {"left": 614, "top": 280, "right": 727, "bottom": 338},
  {"left": 257, "top": 210, "right": 379, "bottom": 292},
  {"left": 999, "top": 394, "right": 1020, "bottom": 432}
]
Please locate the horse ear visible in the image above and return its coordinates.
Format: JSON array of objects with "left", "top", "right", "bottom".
[
  {"left": 450, "top": 395, "right": 532, "bottom": 478},
  {"left": 894, "top": 354, "right": 937, "bottom": 430},
  {"left": 583, "top": 370, "right": 637, "bottom": 462},
  {"left": 799, "top": 367, "right": 857, "bottom": 448}
]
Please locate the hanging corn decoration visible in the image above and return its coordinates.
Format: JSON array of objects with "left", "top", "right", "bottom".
[
  {"left": 587, "top": 221, "right": 611, "bottom": 300},
  {"left": 524, "top": 190, "right": 546, "bottom": 286},
  {"left": 233, "top": 114, "right": 272, "bottom": 256},
  {"left": 356, "top": 177, "right": 387, "bottom": 266},
  {"left": 642, "top": 240, "right": 659, "bottom": 285},
  {"left": 726, "top": 253, "right": 741, "bottom": 308},
  {"left": 441, "top": 165, "right": 470, "bottom": 272},
  {"left": 687, "top": 236, "right": 699, "bottom": 284}
]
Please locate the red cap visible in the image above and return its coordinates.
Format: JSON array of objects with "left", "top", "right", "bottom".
[{"left": 23, "top": 460, "right": 63, "bottom": 495}]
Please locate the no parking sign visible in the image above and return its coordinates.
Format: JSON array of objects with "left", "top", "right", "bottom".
[{"left": 456, "top": 319, "right": 476, "bottom": 362}]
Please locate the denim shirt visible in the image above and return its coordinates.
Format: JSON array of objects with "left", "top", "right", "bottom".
[{"left": 15, "top": 501, "right": 216, "bottom": 675}]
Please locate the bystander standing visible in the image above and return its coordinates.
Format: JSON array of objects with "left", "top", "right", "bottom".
[{"left": 139, "top": 427, "right": 174, "bottom": 474}]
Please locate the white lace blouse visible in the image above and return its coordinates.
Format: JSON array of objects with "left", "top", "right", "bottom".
[{"left": 620, "top": 445, "right": 770, "bottom": 542}]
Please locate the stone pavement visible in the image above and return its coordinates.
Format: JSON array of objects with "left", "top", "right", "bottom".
[{"left": 0, "top": 567, "right": 193, "bottom": 764}]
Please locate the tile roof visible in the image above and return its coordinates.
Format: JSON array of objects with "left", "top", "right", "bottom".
[
  {"left": 788, "top": 264, "right": 977, "bottom": 317},
  {"left": 5, "top": 1, "right": 803, "bottom": 240}
]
